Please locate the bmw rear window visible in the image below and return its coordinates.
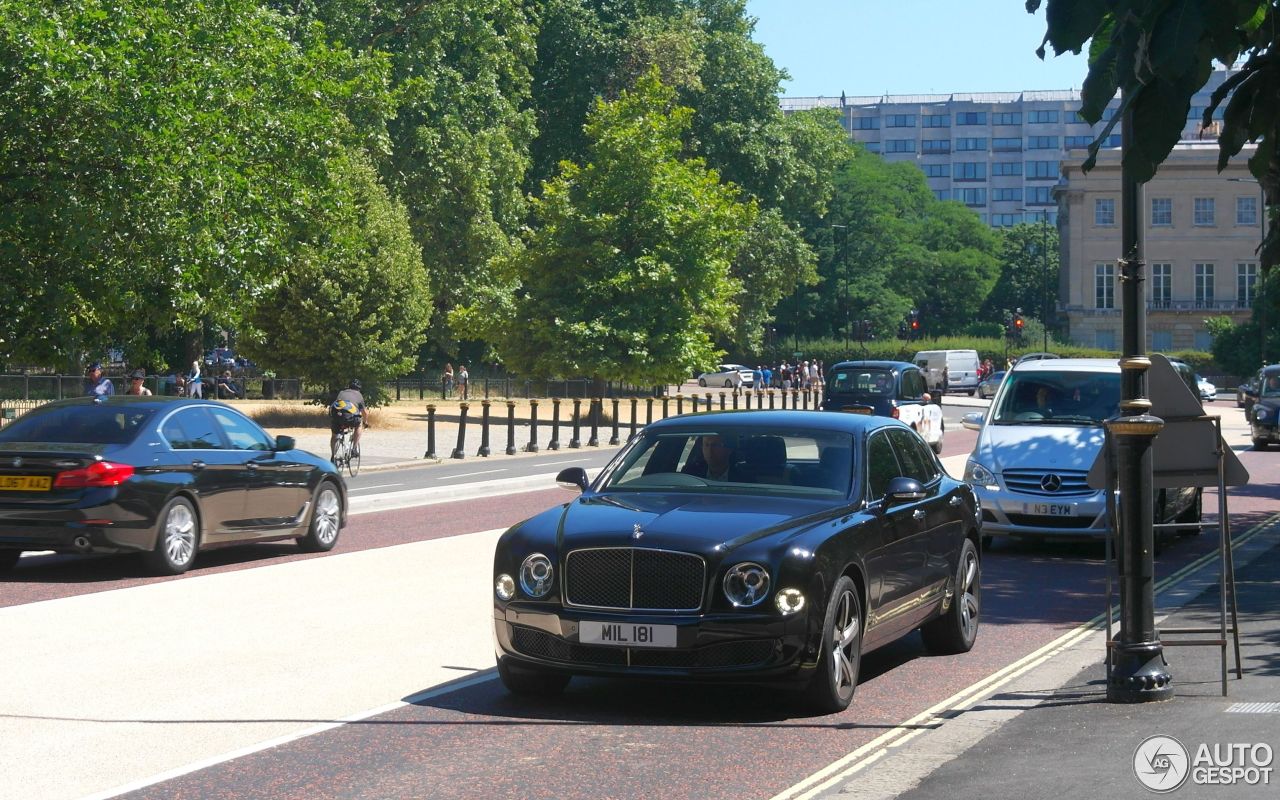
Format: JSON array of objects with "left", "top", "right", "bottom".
[{"left": 0, "top": 405, "right": 155, "bottom": 445}]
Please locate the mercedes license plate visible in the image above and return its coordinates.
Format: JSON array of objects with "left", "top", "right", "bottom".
[
  {"left": 0, "top": 475, "right": 51, "bottom": 491},
  {"left": 578, "top": 621, "right": 677, "bottom": 648},
  {"left": 1025, "top": 502, "right": 1073, "bottom": 516}
]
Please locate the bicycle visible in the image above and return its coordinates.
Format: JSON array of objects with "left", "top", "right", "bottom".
[{"left": 332, "top": 425, "right": 361, "bottom": 477}]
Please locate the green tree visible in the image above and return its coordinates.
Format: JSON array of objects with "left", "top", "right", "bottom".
[
  {"left": 454, "top": 72, "right": 755, "bottom": 385},
  {"left": 239, "top": 149, "right": 430, "bottom": 393},
  {"left": 982, "top": 221, "right": 1061, "bottom": 327}
]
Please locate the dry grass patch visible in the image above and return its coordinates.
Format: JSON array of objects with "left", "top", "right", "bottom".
[{"left": 247, "top": 404, "right": 395, "bottom": 430}]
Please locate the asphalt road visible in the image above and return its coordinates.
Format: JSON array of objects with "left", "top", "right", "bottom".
[{"left": 0, "top": 400, "right": 1265, "bottom": 800}]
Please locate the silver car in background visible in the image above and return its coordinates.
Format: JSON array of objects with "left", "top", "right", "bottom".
[{"left": 961, "top": 358, "right": 1199, "bottom": 545}]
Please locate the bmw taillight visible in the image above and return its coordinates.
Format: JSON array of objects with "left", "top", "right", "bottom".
[{"left": 54, "top": 461, "right": 135, "bottom": 488}]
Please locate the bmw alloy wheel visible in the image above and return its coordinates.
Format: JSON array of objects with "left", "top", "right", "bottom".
[
  {"left": 314, "top": 486, "right": 341, "bottom": 546},
  {"left": 164, "top": 503, "right": 197, "bottom": 566}
]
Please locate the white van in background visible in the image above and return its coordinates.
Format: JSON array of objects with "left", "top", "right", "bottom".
[{"left": 912, "top": 349, "right": 981, "bottom": 395}]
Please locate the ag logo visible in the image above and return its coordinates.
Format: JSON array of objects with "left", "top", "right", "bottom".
[{"left": 1134, "top": 735, "right": 1190, "bottom": 793}]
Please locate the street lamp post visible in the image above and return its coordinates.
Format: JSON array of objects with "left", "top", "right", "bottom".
[
  {"left": 1229, "top": 177, "right": 1268, "bottom": 365},
  {"left": 1107, "top": 99, "right": 1172, "bottom": 704}
]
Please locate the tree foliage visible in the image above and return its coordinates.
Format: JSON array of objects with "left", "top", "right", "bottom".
[
  {"left": 982, "top": 221, "right": 1061, "bottom": 326},
  {"left": 454, "top": 72, "right": 755, "bottom": 384},
  {"left": 239, "top": 149, "right": 430, "bottom": 391}
]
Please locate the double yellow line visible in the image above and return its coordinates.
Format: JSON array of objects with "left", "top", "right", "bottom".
[{"left": 770, "top": 512, "right": 1280, "bottom": 800}]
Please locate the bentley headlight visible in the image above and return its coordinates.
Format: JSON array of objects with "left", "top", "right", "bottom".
[
  {"left": 723, "top": 562, "right": 770, "bottom": 607},
  {"left": 495, "top": 574, "right": 516, "bottom": 601},
  {"left": 964, "top": 459, "right": 997, "bottom": 487},
  {"left": 1256, "top": 406, "right": 1271, "bottom": 421},
  {"left": 519, "top": 553, "right": 554, "bottom": 598},
  {"left": 775, "top": 588, "right": 806, "bottom": 615}
]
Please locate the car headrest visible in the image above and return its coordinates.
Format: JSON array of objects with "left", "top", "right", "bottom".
[{"left": 744, "top": 435, "right": 786, "bottom": 468}]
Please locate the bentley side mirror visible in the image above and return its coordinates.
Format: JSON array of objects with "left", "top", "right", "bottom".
[
  {"left": 274, "top": 435, "right": 296, "bottom": 452},
  {"left": 885, "top": 477, "right": 927, "bottom": 504},
  {"left": 961, "top": 411, "right": 985, "bottom": 431},
  {"left": 556, "top": 466, "right": 589, "bottom": 492}
]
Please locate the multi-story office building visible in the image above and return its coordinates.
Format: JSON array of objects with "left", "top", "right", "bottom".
[
  {"left": 780, "top": 70, "right": 1234, "bottom": 228},
  {"left": 1057, "top": 142, "right": 1262, "bottom": 351}
]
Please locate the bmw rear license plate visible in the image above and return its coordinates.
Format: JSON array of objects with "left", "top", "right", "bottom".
[
  {"left": 579, "top": 621, "right": 677, "bottom": 648},
  {"left": 0, "top": 475, "right": 51, "bottom": 491},
  {"left": 1025, "top": 502, "right": 1073, "bottom": 516}
]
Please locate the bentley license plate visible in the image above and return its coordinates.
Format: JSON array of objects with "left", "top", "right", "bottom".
[
  {"left": 1025, "top": 502, "right": 1073, "bottom": 516},
  {"left": 0, "top": 475, "right": 51, "bottom": 491},
  {"left": 578, "top": 621, "right": 677, "bottom": 648}
]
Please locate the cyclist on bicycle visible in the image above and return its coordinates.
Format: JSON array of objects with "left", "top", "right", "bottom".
[{"left": 330, "top": 379, "right": 366, "bottom": 460}]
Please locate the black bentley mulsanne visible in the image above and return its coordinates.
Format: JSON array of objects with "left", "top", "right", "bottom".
[
  {"left": 492, "top": 410, "right": 982, "bottom": 714},
  {"left": 1249, "top": 365, "right": 1280, "bottom": 449}
]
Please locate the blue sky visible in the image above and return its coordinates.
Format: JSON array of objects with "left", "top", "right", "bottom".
[{"left": 745, "top": 0, "right": 1093, "bottom": 97}]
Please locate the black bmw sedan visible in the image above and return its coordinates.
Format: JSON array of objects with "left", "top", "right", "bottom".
[
  {"left": 492, "top": 410, "right": 982, "bottom": 714},
  {"left": 0, "top": 396, "right": 346, "bottom": 575}
]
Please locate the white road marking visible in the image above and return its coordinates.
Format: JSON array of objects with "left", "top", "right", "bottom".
[
  {"left": 531, "top": 458, "right": 590, "bottom": 466},
  {"left": 346, "top": 483, "right": 403, "bottom": 493},
  {"left": 436, "top": 469, "right": 507, "bottom": 480}
]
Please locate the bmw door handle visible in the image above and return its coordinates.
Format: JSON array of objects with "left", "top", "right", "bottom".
[
  {"left": 191, "top": 460, "right": 206, "bottom": 471},
  {"left": 949, "top": 496, "right": 963, "bottom": 507},
  {"left": 913, "top": 509, "right": 926, "bottom": 521},
  {"left": 246, "top": 462, "right": 259, "bottom": 471}
]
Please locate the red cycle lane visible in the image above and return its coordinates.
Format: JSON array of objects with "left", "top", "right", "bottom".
[{"left": 115, "top": 447, "right": 1279, "bottom": 800}]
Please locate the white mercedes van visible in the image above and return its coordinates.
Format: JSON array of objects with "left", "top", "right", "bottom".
[{"left": 912, "top": 349, "right": 981, "bottom": 394}]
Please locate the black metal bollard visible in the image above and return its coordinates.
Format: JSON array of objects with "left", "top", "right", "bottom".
[
  {"left": 732, "top": 391, "right": 739, "bottom": 410},
  {"left": 506, "top": 400, "right": 517, "bottom": 455},
  {"left": 477, "top": 400, "right": 492, "bottom": 457},
  {"left": 525, "top": 399, "right": 540, "bottom": 452},
  {"left": 661, "top": 395, "right": 670, "bottom": 420},
  {"left": 792, "top": 389, "right": 800, "bottom": 409},
  {"left": 451, "top": 403, "right": 469, "bottom": 459},
  {"left": 548, "top": 398, "right": 561, "bottom": 450},
  {"left": 781, "top": 390, "right": 788, "bottom": 410},
  {"left": 676, "top": 393, "right": 684, "bottom": 415},
  {"left": 705, "top": 392, "right": 712, "bottom": 410},
  {"left": 588, "top": 399, "right": 600, "bottom": 446},
  {"left": 802, "top": 390, "right": 809, "bottom": 410},
  {"left": 692, "top": 395, "right": 700, "bottom": 413},
  {"left": 424, "top": 404, "right": 438, "bottom": 459},
  {"left": 610, "top": 398, "right": 621, "bottom": 445},
  {"left": 719, "top": 392, "right": 726, "bottom": 410},
  {"left": 569, "top": 398, "right": 582, "bottom": 448},
  {"left": 630, "top": 397, "right": 639, "bottom": 439},
  {"left": 645, "top": 397, "right": 654, "bottom": 425},
  {"left": 769, "top": 391, "right": 775, "bottom": 410}
]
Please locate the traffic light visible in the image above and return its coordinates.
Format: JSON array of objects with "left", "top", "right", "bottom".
[
  {"left": 1013, "top": 309, "right": 1025, "bottom": 340},
  {"left": 857, "top": 319, "right": 874, "bottom": 341},
  {"left": 898, "top": 322, "right": 908, "bottom": 340},
  {"left": 908, "top": 309, "right": 921, "bottom": 340}
]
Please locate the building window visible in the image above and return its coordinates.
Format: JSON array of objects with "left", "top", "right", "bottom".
[
  {"left": 992, "top": 188, "right": 1023, "bottom": 202},
  {"left": 884, "top": 114, "right": 916, "bottom": 128},
  {"left": 992, "top": 137, "right": 1022, "bottom": 151},
  {"left": 1095, "top": 198, "right": 1115, "bottom": 226},
  {"left": 955, "top": 137, "right": 987, "bottom": 151},
  {"left": 864, "top": 142, "right": 881, "bottom": 154},
  {"left": 1193, "top": 197, "right": 1215, "bottom": 226},
  {"left": 922, "top": 163, "right": 950, "bottom": 177},
  {"left": 992, "top": 161, "right": 1022, "bottom": 177},
  {"left": 1151, "top": 263, "right": 1172, "bottom": 309},
  {"left": 922, "top": 114, "right": 950, "bottom": 128},
  {"left": 1027, "top": 186, "right": 1054, "bottom": 205},
  {"left": 1027, "top": 135, "right": 1060, "bottom": 150},
  {"left": 851, "top": 116, "right": 880, "bottom": 130},
  {"left": 1105, "top": 134, "right": 1122, "bottom": 147},
  {"left": 933, "top": 189, "right": 949, "bottom": 201},
  {"left": 1095, "top": 263, "right": 1115, "bottom": 309},
  {"left": 956, "top": 112, "right": 987, "bottom": 125},
  {"left": 922, "top": 139, "right": 950, "bottom": 154},
  {"left": 991, "top": 213, "right": 1023, "bottom": 227},
  {"left": 1195, "top": 263, "right": 1215, "bottom": 307},
  {"left": 956, "top": 188, "right": 987, "bottom": 206},
  {"left": 1102, "top": 107, "right": 1118, "bottom": 122},
  {"left": 1096, "top": 329, "right": 1117, "bottom": 350},
  {"left": 1237, "top": 195, "right": 1258, "bottom": 225},
  {"left": 1152, "top": 330, "right": 1173, "bottom": 351},
  {"left": 1151, "top": 197, "right": 1173, "bottom": 226},
  {"left": 1187, "top": 105, "right": 1206, "bottom": 121},
  {"left": 955, "top": 162, "right": 986, "bottom": 181},
  {"left": 993, "top": 112, "right": 1022, "bottom": 125},
  {"left": 1238, "top": 262, "right": 1258, "bottom": 308},
  {"left": 1027, "top": 110, "right": 1061, "bottom": 124},
  {"left": 1026, "top": 160, "right": 1058, "bottom": 179},
  {"left": 884, "top": 139, "right": 916, "bottom": 153},
  {"left": 1065, "top": 135, "right": 1092, "bottom": 149},
  {"left": 1193, "top": 331, "right": 1211, "bottom": 351}
]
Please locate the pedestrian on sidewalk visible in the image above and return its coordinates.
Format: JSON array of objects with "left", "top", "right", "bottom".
[
  {"left": 442, "top": 363, "right": 454, "bottom": 398},
  {"left": 458, "top": 364, "right": 470, "bottom": 400}
]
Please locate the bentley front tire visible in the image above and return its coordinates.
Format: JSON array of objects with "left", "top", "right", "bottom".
[
  {"left": 498, "top": 656, "right": 571, "bottom": 696},
  {"left": 804, "top": 575, "right": 861, "bottom": 714},
  {"left": 921, "top": 538, "right": 981, "bottom": 655}
]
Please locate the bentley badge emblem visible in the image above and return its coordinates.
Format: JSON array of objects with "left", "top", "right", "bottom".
[
  {"left": 632, "top": 523, "right": 644, "bottom": 540},
  {"left": 11, "top": 457, "right": 22, "bottom": 469}
]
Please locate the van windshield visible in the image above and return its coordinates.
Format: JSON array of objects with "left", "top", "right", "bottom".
[{"left": 990, "top": 371, "right": 1120, "bottom": 425}]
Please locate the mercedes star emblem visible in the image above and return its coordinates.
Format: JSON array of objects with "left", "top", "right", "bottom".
[{"left": 1041, "top": 473, "right": 1063, "bottom": 492}]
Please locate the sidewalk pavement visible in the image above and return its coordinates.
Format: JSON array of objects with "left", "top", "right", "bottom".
[{"left": 815, "top": 521, "right": 1280, "bottom": 800}]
